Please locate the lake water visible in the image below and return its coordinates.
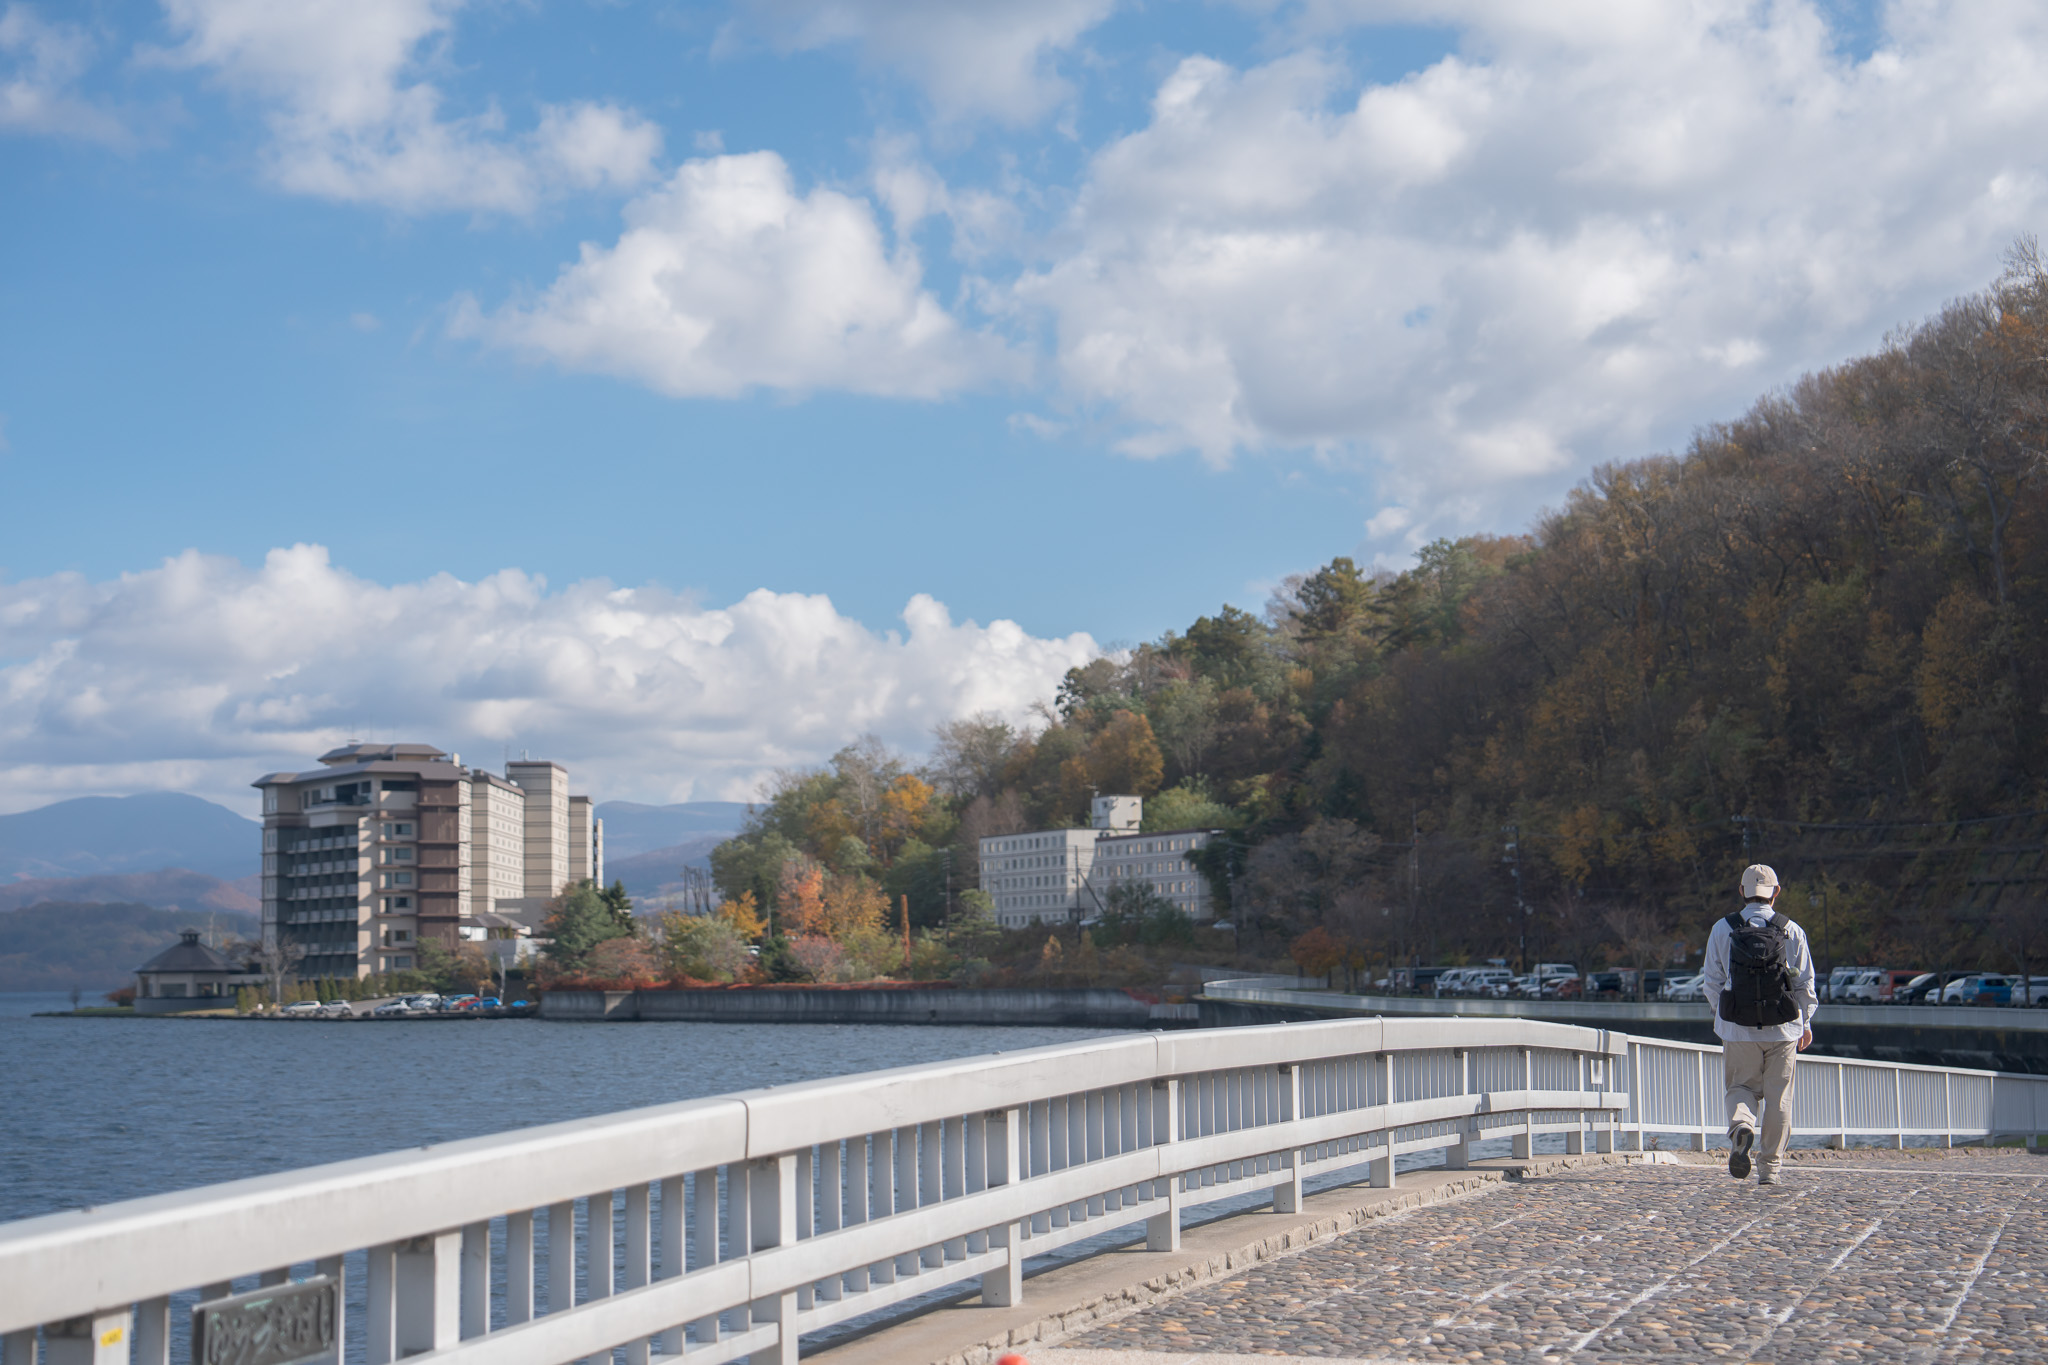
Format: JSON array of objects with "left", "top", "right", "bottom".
[{"left": 0, "top": 991, "right": 1122, "bottom": 1224}]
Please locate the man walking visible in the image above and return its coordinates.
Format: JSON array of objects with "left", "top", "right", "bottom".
[{"left": 1700, "top": 864, "right": 1816, "bottom": 1185}]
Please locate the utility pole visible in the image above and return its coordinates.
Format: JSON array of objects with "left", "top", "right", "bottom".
[
  {"left": 1409, "top": 804, "right": 1421, "bottom": 972},
  {"left": 1502, "top": 823, "right": 1525, "bottom": 970}
]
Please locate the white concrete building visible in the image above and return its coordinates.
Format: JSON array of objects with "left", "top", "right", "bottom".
[
  {"left": 1088, "top": 827, "right": 1224, "bottom": 921},
  {"left": 254, "top": 743, "right": 602, "bottom": 979},
  {"left": 979, "top": 794, "right": 1148, "bottom": 929}
]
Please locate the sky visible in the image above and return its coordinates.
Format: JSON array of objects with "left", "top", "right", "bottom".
[{"left": 2, "top": 0, "right": 2044, "bottom": 815}]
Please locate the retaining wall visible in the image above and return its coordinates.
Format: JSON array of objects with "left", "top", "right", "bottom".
[{"left": 542, "top": 987, "right": 1198, "bottom": 1028}]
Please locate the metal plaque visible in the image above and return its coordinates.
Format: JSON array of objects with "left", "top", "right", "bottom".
[{"left": 192, "top": 1276, "right": 337, "bottom": 1365}]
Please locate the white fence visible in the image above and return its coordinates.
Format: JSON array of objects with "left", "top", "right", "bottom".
[
  {"left": 1622, "top": 1035, "right": 2048, "bottom": 1150},
  {"left": 1, "top": 1016, "right": 2041, "bottom": 1365}
]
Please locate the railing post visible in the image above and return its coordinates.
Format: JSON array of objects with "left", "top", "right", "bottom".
[
  {"left": 963, "top": 1116, "right": 987, "bottom": 1259},
  {"left": 545, "top": 1200, "right": 576, "bottom": 1312},
  {"left": 1146, "top": 1078, "right": 1182, "bottom": 1252},
  {"left": 1565, "top": 1054, "right": 1586, "bottom": 1154},
  {"left": 1274, "top": 1064, "right": 1305, "bottom": 1212},
  {"left": 1891, "top": 1069, "right": 1905, "bottom": 1150},
  {"left": 1943, "top": 1073, "right": 1954, "bottom": 1149},
  {"left": 981, "top": 1108, "right": 1023, "bottom": 1307},
  {"left": 1446, "top": 1049, "right": 1472, "bottom": 1168},
  {"left": 1370, "top": 1053, "right": 1397, "bottom": 1187},
  {"left": 364, "top": 1243, "right": 396, "bottom": 1364},
  {"left": 1513, "top": 1048, "right": 1535, "bottom": 1160},
  {"left": 1833, "top": 1064, "right": 1848, "bottom": 1150},
  {"left": 749, "top": 1155, "right": 799, "bottom": 1365},
  {"left": 691, "top": 1169, "right": 722, "bottom": 1345},
  {"left": 505, "top": 1210, "right": 534, "bottom": 1326},
  {"left": 1689, "top": 1049, "right": 1708, "bottom": 1153},
  {"left": 394, "top": 1230, "right": 460, "bottom": 1356},
  {"left": 588, "top": 1192, "right": 615, "bottom": 1302},
  {"left": 135, "top": 1296, "right": 171, "bottom": 1365},
  {"left": 621, "top": 1181, "right": 652, "bottom": 1365},
  {"left": 893, "top": 1126, "right": 920, "bottom": 1277},
  {"left": 42, "top": 1311, "right": 128, "bottom": 1365},
  {"left": 1629, "top": 1043, "right": 1644, "bottom": 1151},
  {"left": 460, "top": 1221, "right": 489, "bottom": 1339}
]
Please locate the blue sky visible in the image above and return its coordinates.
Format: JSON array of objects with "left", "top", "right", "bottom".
[{"left": 2, "top": 0, "right": 2044, "bottom": 811}]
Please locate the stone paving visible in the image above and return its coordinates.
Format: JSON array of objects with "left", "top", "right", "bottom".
[{"left": 1057, "top": 1151, "right": 2047, "bottom": 1362}]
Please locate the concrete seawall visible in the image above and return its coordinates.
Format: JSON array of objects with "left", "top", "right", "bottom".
[
  {"left": 1199, "top": 990, "right": 2048, "bottom": 1073},
  {"left": 542, "top": 987, "right": 1199, "bottom": 1028}
]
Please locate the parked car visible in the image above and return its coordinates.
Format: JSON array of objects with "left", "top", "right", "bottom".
[
  {"left": 1661, "top": 974, "right": 1706, "bottom": 1002},
  {"left": 1464, "top": 968, "right": 1516, "bottom": 996},
  {"left": 1896, "top": 972, "right": 1943, "bottom": 1004},
  {"left": 372, "top": 1000, "right": 414, "bottom": 1017},
  {"left": 441, "top": 994, "right": 478, "bottom": 1011},
  {"left": 1838, "top": 969, "right": 1889, "bottom": 1004},
  {"left": 1433, "top": 968, "right": 1475, "bottom": 996},
  {"left": 1940, "top": 974, "right": 2012, "bottom": 1006},
  {"left": 281, "top": 1000, "right": 322, "bottom": 1016},
  {"left": 1584, "top": 970, "right": 1643, "bottom": 999},
  {"left": 405, "top": 994, "right": 442, "bottom": 1011},
  {"left": 1822, "top": 966, "right": 1873, "bottom": 1003},
  {"left": 2016, "top": 976, "right": 2048, "bottom": 1007},
  {"left": 1542, "top": 975, "right": 1583, "bottom": 999},
  {"left": 317, "top": 1000, "right": 353, "bottom": 1018}
]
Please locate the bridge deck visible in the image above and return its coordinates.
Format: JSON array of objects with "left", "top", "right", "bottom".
[{"left": 1057, "top": 1149, "right": 2046, "bottom": 1362}]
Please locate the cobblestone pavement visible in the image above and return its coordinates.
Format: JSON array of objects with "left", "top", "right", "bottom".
[{"left": 1061, "top": 1152, "right": 2047, "bottom": 1362}]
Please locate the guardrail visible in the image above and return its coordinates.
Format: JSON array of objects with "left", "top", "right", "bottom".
[
  {"left": 6, "top": 1015, "right": 2043, "bottom": 1365},
  {"left": 0, "top": 1017, "right": 1630, "bottom": 1365},
  {"left": 1622, "top": 1035, "right": 2048, "bottom": 1149},
  {"left": 1205, "top": 980, "right": 2048, "bottom": 1150}
]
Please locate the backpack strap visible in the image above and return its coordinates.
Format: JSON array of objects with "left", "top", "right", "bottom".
[{"left": 1724, "top": 911, "right": 1746, "bottom": 930}]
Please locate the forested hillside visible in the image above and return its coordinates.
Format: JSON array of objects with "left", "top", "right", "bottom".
[{"left": 709, "top": 248, "right": 2048, "bottom": 982}]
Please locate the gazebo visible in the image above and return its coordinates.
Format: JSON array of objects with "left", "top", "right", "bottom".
[{"left": 134, "top": 930, "right": 262, "bottom": 1014}]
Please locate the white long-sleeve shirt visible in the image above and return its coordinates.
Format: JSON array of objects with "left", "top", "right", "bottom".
[{"left": 1701, "top": 902, "right": 1818, "bottom": 1044}]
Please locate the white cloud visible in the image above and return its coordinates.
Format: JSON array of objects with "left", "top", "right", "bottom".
[
  {"left": 0, "top": 4, "right": 127, "bottom": 143},
  {"left": 1009, "top": 0, "right": 2048, "bottom": 538},
  {"left": 0, "top": 546, "right": 1098, "bottom": 815},
  {"left": 156, "top": 0, "right": 660, "bottom": 212},
  {"left": 731, "top": 0, "right": 1115, "bottom": 124},
  {"left": 457, "top": 150, "right": 1017, "bottom": 398}
]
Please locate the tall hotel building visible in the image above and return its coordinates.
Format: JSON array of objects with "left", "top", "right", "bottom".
[{"left": 254, "top": 743, "right": 602, "bottom": 978}]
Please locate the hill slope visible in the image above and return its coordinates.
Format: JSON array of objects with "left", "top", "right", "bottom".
[
  {"left": 0, "top": 794, "right": 258, "bottom": 882},
  {"left": 0, "top": 901, "right": 261, "bottom": 990},
  {"left": 0, "top": 870, "right": 258, "bottom": 915},
  {"left": 595, "top": 801, "right": 747, "bottom": 860}
]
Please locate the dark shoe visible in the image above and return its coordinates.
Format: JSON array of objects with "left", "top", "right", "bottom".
[{"left": 1729, "top": 1127, "right": 1754, "bottom": 1179}]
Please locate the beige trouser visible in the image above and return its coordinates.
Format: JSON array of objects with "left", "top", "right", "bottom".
[{"left": 1723, "top": 1040, "right": 1798, "bottom": 1162}]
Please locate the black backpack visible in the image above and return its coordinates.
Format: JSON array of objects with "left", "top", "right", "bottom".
[{"left": 1720, "top": 911, "right": 1800, "bottom": 1027}]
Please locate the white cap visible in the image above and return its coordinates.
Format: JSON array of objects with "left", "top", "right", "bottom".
[{"left": 1740, "top": 864, "right": 1779, "bottom": 898}]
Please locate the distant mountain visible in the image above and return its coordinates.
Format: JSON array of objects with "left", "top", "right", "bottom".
[
  {"left": 0, "top": 869, "right": 259, "bottom": 915},
  {"left": 604, "top": 835, "right": 728, "bottom": 907},
  {"left": 0, "top": 901, "right": 261, "bottom": 990},
  {"left": 594, "top": 801, "right": 748, "bottom": 860},
  {"left": 0, "top": 794, "right": 258, "bottom": 883}
]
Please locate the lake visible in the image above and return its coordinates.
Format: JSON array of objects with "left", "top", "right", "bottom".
[{"left": 0, "top": 991, "right": 1122, "bottom": 1224}]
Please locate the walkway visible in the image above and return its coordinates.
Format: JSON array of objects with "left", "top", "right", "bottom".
[{"left": 1049, "top": 1150, "right": 2045, "bottom": 1362}]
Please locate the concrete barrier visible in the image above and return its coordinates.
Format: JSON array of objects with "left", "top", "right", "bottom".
[
  {"left": 541, "top": 987, "right": 1192, "bottom": 1028},
  {"left": 1200, "top": 982, "right": 2048, "bottom": 1074}
]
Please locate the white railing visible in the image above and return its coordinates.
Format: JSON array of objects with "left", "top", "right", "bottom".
[
  {"left": 0, "top": 1018, "right": 1630, "bottom": 1365},
  {"left": 1620, "top": 1035, "right": 2048, "bottom": 1150},
  {"left": 5, "top": 1018, "right": 2040, "bottom": 1365}
]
